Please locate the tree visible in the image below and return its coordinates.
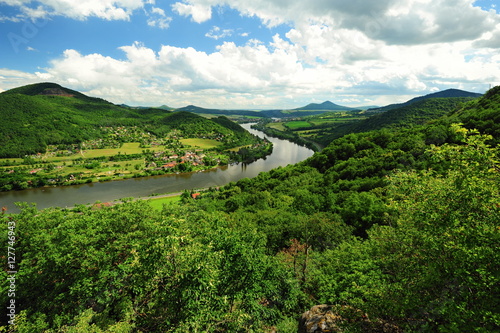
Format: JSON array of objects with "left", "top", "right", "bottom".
[{"left": 310, "top": 125, "right": 500, "bottom": 331}]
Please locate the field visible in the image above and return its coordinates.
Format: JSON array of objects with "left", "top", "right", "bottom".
[
  {"left": 263, "top": 111, "right": 370, "bottom": 143},
  {"left": 180, "top": 138, "right": 222, "bottom": 149},
  {"left": 148, "top": 195, "right": 181, "bottom": 210},
  {"left": 284, "top": 121, "right": 312, "bottom": 129},
  {"left": 267, "top": 122, "right": 287, "bottom": 131},
  {"left": 81, "top": 142, "right": 155, "bottom": 158},
  {"left": 227, "top": 145, "right": 251, "bottom": 152}
]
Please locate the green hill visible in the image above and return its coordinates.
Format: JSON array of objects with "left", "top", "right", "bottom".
[
  {"left": 368, "top": 88, "right": 483, "bottom": 113},
  {"left": 158, "top": 111, "right": 257, "bottom": 147},
  {"left": 315, "top": 96, "right": 480, "bottom": 144},
  {"left": 0, "top": 83, "right": 258, "bottom": 157},
  {"left": 0, "top": 87, "right": 140, "bottom": 157},
  {"left": 451, "top": 85, "right": 500, "bottom": 145},
  {"left": 175, "top": 104, "right": 264, "bottom": 118},
  {"left": 295, "top": 100, "right": 359, "bottom": 111},
  {"left": 3, "top": 86, "right": 499, "bottom": 332}
]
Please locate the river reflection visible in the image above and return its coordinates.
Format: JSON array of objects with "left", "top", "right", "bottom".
[{"left": 0, "top": 124, "right": 314, "bottom": 213}]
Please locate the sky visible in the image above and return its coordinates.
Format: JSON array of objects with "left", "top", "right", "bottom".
[{"left": 0, "top": 0, "right": 499, "bottom": 109}]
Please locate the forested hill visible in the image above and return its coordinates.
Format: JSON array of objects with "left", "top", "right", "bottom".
[
  {"left": 175, "top": 104, "right": 264, "bottom": 118},
  {"left": 158, "top": 111, "right": 257, "bottom": 144},
  {"left": 0, "top": 83, "right": 258, "bottom": 157},
  {"left": 319, "top": 96, "right": 477, "bottom": 143},
  {"left": 2, "top": 86, "right": 498, "bottom": 332},
  {"left": 368, "top": 88, "right": 483, "bottom": 112},
  {"left": 294, "top": 100, "right": 358, "bottom": 111},
  {"left": 1, "top": 82, "right": 110, "bottom": 104}
]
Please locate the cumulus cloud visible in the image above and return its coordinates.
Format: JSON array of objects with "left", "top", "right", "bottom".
[
  {"left": 2, "top": 0, "right": 500, "bottom": 108},
  {"left": 205, "top": 26, "right": 233, "bottom": 40},
  {"left": 177, "top": 0, "right": 499, "bottom": 45},
  {"left": 146, "top": 6, "right": 172, "bottom": 29},
  {"left": 0, "top": 0, "right": 146, "bottom": 20},
  {"left": 171, "top": 1, "right": 212, "bottom": 23},
  {"left": 473, "top": 24, "right": 500, "bottom": 48}
]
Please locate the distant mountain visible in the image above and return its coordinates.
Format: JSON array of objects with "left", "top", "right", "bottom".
[
  {"left": 317, "top": 95, "right": 481, "bottom": 144},
  {"left": 356, "top": 105, "right": 380, "bottom": 110},
  {"left": 175, "top": 105, "right": 264, "bottom": 118},
  {"left": 369, "top": 89, "right": 483, "bottom": 113},
  {"left": 295, "top": 101, "right": 359, "bottom": 111}
]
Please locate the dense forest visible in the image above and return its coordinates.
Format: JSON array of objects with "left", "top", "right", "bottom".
[{"left": 1, "top": 86, "right": 499, "bottom": 332}]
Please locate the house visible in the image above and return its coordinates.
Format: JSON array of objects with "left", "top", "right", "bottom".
[
  {"left": 162, "top": 162, "right": 177, "bottom": 168},
  {"left": 191, "top": 192, "right": 201, "bottom": 199},
  {"left": 92, "top": 202, "right": 113, "bottom": 210}
]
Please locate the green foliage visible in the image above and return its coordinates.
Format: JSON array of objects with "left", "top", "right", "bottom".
[
  {"left": 309, "top": 126, "right": 500, "bottom": 331},
  {"left": 320, "top": 97, "right": 476, "bottom": 144},
  {"left": 455, "top": 86, "right": 500, "bottom": 145},
  {"left": 2, "top": 86, "right": 500, "bottom": 332},
  {"left": 1, "top": 202, "right": 301, "bottom": 331},
  {"left": 0, "top": 85, "right": 262, "bottom": 158}
]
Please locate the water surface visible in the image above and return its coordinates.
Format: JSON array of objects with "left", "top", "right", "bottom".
[{"left": 0, "top": 124, "right": 314, "bottom": 213}]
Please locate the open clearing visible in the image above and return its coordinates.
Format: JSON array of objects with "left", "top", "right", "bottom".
[
  {"left": 285, "top": 121, "right": 312, "bottom": 129},
  {"left": 180, "top": 138, "right": 222, "bottom": 149},
  {"left": 267, "top": 122, "right": 287, "bottom": 131},
  {"left": 81, "top": 142, "right": 154, "bottom": 158},
  {"left": 148, "top": 195, "right": 181, "bottom": 210}
]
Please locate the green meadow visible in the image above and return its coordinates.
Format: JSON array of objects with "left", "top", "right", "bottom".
[{"left": 180, "top": 138, "right": 222, "bottom": 149}]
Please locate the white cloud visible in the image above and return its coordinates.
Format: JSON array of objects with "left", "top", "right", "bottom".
[
  {"left": 146, "top": 6, "right": 172, "bottom": 29},
  {"left": 171, "top": 1, "right": 212, "bottom": 23},
  {"left": 177, "top": 0, "right": 499, "bottom": 44},
  {"left": 2, "top": 0, "right": 500, "bottom": 108},
  {"left": 5, "top": 29, "right": 496, "bottom": 109},
  {"left": 205, "top": 26, "right": 233, "bottom": 40},
  {"left": 0, "top": 68, "right": 40, "bottom": 90},
  {"left": 0, "top": 0, "right": 146, "bottom": 20}
]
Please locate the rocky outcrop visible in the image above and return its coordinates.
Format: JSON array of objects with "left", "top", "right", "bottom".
[
  {"left": 38, "top": 87, "right": 74, "bottom": 97},
  {"left": 298, "top": 305, "right": 402, "bottom": 333}
]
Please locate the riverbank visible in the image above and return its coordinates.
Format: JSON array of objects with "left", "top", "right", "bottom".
[{"left": 0, "top": 124, "right": 315, "bottom": 213}]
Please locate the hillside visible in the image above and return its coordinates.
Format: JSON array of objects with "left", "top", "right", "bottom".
[
  {"left": 175, "top": 104, "right": 264, "bottom": 119},
  {"left": 2, "top": 82, "right": 111, "bottom": 104},
  {"left": 5, "top": 87, "right": 499, "bottom": 332},
  {"left": 368, "top": 88, "right": 483, "bottom": 113},
  {"left": 0, "top": 83, "right": 259, "bottom": 157},
  {"left": 317, "top": 96, "right": 478, "bottom": 144},
  {"left": 294, "top": 100, "right": 358, "bottom": 111},
  {"left": 452, "top": 85, "right": 500, "bottom": 145},
  {"left": 0, "top": 87, "right": 141, "bottom": 157}
]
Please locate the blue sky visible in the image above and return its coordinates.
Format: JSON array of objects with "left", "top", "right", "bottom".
[{"left": 1, "top": 0, "right": 499, "bottom": 109}]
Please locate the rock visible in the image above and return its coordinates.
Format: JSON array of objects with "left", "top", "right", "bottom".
[
  {"left": 298, "top": 305, "right": 344, "bottom": 333},
  {"left": 298, "top": 305, "right": 402, "bottom": 333}
]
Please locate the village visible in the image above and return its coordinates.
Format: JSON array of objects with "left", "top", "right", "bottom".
[{"left": 0, "top": 125, "right": 272, "bottom": 191}]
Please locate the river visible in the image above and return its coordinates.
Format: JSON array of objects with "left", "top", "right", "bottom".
[{"left": 0, "top": 124, "right": 314, "bottom": 213}]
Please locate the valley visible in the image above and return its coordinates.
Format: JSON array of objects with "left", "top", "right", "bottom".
[{"left": 1, "top": 83, "right": 498, "bottom": 332}]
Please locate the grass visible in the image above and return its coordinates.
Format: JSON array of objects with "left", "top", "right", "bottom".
[
  {"left": 285, "top": 121, "right": 312, "bottom": 129},
  {"left": 148, "top": 195, "right": 181, "bottom": 210},
  {"left": 267, "top": 122, "right": 287, "bottom": 131},
  {"left": 82, "top": 142, "right": 151, "bottom": 158},
  {"left": 227, "top": 145, "right": 251, "bottom": 152},
  {"left": 180, "top": 138, "right": 222, "bottom": 149},
  {"left": 0, "top": 158, "right": 23, "bottom": 164},
  {"left": 38, "top": 143, "right": 162, "bottom": 162}
]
